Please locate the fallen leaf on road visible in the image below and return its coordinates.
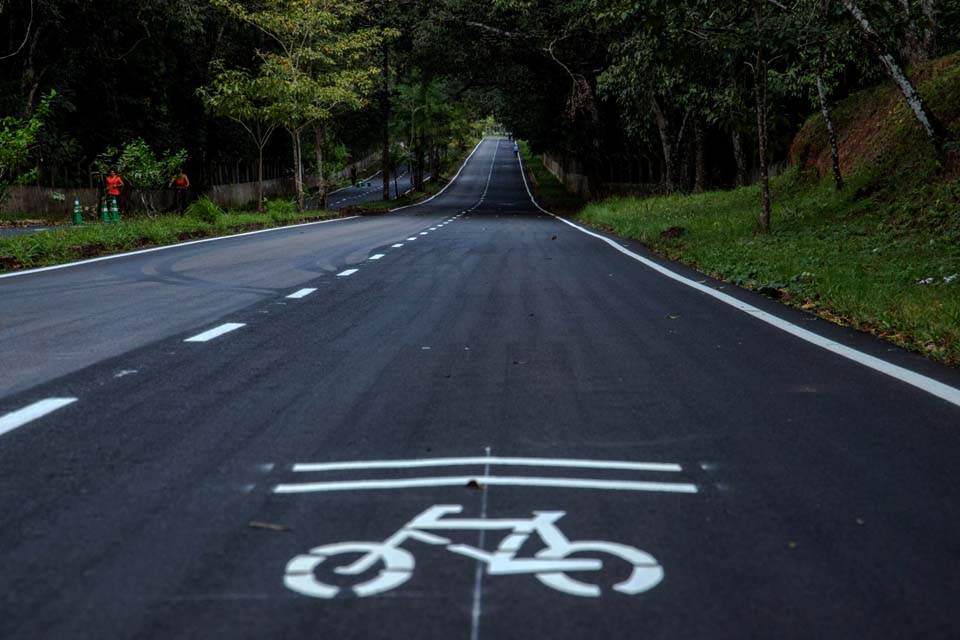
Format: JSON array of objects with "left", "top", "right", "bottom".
[{"left": 248, "top": 521, "right": 291, "bottom": 532}]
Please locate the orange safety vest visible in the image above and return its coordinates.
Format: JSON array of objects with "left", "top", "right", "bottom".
[{"left": 106, "top": 175, "right": 124, "bottom": 196}]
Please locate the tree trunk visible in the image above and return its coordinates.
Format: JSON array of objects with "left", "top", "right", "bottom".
[
  {"left": 754, "top": 0, "right": 772, "bottom": 232},
  {"left": 732, "top": 130, "right": 748, "bottom": 187},
  {"left": 380, "top": 41, "right": 391, "bottom": 201},
  {"left": 257, "top": 144, "right": 265, "bottom": 212},
  {"left": 291, "top": 128, "right": 304, "bottom": 211},
  {"left": 650, "top": 97, "right": 676, "bottom": 193},
  {"left": 839, "top": 0, "right": 951, "bottom": 156},
  {"left": 314, "top": 124, "right": 327, "bottom": 209},
  {"left": 693, "top": 119, "right": 706, "bottom": 193},
  {"left": 817, "top": 1, "right": 844, "bottom": 191},
  {"left": 920, "top": 0, "right": 937, "bottom": 55}
]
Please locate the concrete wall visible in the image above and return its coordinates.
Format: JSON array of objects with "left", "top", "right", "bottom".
[{"left": 542, "top": 152, "right": 592, "bottom": 200}]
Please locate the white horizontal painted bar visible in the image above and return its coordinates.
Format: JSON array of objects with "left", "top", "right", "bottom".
[
  {"left": 293, "top": 456, "right": 682, "bottom": 473},
  {"left": 391, "top": 244, "right": 404, "bottom": 248},
  {"left": 368, "top": 254, "right": 385, "bottom": 261},
  {"left": 337, "top": 269, "right": 359, "bottom": 277},
  {"left": 0, "top": 398, "right": 77, "bottom": 438},
  {"left": 274, "top": 475, "right": 698, "bottom": 495},
  {"left": 184, "top": 322, "right": 245, "bottom": 343},
  {"left": 286, "top": 288, "right": 317, "bottom": 299}
]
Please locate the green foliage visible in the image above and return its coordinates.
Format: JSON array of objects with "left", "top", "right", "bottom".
[
  {"left": 186, "top": 196, "right": 224, "bottom": 224},
  {"left": 94, "top": 139, "right": 188, "bottom": 212},
  {"left": 0, "top": 91, "right": 55, "bottom": 203},
  {"left": 265, "top": 198, "right": 297, "bottom": 222}
]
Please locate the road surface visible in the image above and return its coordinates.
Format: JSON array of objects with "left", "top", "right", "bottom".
[{"left": 2, "top": 138, "right": 960, "bottom": 639}]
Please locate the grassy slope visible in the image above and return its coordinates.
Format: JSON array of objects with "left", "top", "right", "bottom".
[{"left": 571, "top": 54, "right": 960, "bottom": 365}]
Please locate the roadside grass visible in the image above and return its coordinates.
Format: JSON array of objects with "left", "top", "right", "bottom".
[
  {"left": 519, "top": 141, "right": 586, "bottom": 214},
  {"left": 0, "top": 208, "right": 344, "bottom": 272},
  {"left": 575, "top": 170, "right": 960, "bottom": 365}
]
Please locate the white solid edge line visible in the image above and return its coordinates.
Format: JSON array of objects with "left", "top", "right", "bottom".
[
  {"left": 368, "top": 254, "right": 385, "bottom": 260},
  {"left": 286, "top": 288, "right": 317, "bottom": 299},
  {"left": 0, "top": 216, "right": 360, "bottom": 280},
  {"left": 516, "top": 153, "right": 960, "bottom": 409},
  {"left": 184, "top": 322, "right": 246, "bottom": 343},
  {"left": 337, "top": 269, "right": 359, "bottom": 277},
  {"left": 0, "top": 398, "right": 78, "bottom": 438},
  {"left": 273, "top": 475, "right": 698, "bottom": 494},
  {"left": 292, "top": 456, "right": 682, "bottom": 473},
  {"left": 388, "top": 138, "right": 486, "bottom": 213}
]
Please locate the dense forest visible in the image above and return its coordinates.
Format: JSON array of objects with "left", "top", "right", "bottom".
[{"left": 2, "top": 0, "right": 959, "bottom": 220}]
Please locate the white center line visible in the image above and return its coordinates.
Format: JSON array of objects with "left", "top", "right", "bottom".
[
  {"left": 337, "top": 269, "right": 359, "bottom": 277},
  {"left": 184, "top": 322, "right": 246, "bottom": 343},
  {"left": 391, "top": 243, "right": 404, "bottom": 248},
  {"left": 286, "top": 288, "right": 317, "bottom": 299},
  {"left": 0, "top": 398, "right": 77, "bottom": 438},
  {"left": 368, "top": 254, "right": 385, "bottom": 261}
]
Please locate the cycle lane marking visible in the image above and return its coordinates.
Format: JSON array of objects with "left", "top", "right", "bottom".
[
  {"left": 282, "top": 503, "right": 666, "bottom": 600},
  {"left": 291, "top": 457, "right": 683, "bottom": 473},
  {"left": 273, "top": 475, "right": 697, "bottom": 494}
]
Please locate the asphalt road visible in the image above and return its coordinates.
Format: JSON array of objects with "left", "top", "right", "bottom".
[
  {"left": 323, "top": 164, "right": 423, "bottom": 209},
  {"left": 2, "top": 138, "right": 960, "bottom": 639}
]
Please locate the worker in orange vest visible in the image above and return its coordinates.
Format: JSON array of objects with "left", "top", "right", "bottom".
[
  {"left": 169, "top": 170, "right": 191, "bottom": 213},
  {"left": 105, "top": 169, "right": 124, "bottom": 213}
]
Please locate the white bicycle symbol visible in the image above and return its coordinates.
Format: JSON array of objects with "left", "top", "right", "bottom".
[{"left": 284, "top": 504, "right": 664, "bottom": 599}]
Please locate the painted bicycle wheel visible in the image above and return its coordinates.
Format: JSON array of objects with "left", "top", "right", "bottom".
[
  {"left": 284, "top": 542, "right": 415, "bottom": 599},
  {"left": 534, "top": 541, "right": 664, "bottom": 597}
]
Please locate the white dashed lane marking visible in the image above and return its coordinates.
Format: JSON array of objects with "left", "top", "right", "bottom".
[
  {"left": 369, "top": 254, "right": 385, "bottom": 261},
  {"left": 337, "top": 269, "right": 359, "bottom": 277},
  {"left": 184, "top": 323, "right": 246, "bottom": 343},
  {"left": 391, "top": 243, "right": 404, "bottom": 248},
  {"left": 286, "top": 288, "right": 317, "bottom": 299},
  {"left": 0, "top": 398, "right": 78, "bottom": 438},
  {"left": 407, "top": 237, "right": 417, "bottom": 241}
]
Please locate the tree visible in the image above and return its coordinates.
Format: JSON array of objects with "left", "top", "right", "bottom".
[
  {"left": 838, "top": 0, "right": 953, "bottom": 157},
  {"left": 199, "top": 68, "right": 280, "bottom": 211},
  {"left": 212, "top": 0, "right": 388, "bottom": 210},
  {"left": 0, "top": 91, "right": 54, "bottom": 204}
]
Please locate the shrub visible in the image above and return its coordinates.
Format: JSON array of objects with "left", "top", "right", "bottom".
[
  {"left": 265, "top": 198, "right": 296, "bottom": 223},
  {"left": 186, "top": 196, "right": 224, "bottom": 225}
]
